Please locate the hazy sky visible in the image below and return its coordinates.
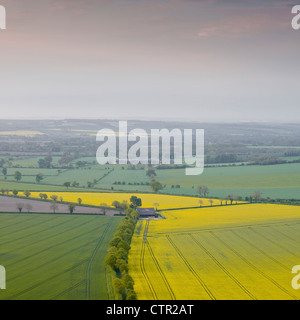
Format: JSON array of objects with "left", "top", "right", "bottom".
[{"left": 0, "top": 0, "right": 299, "bottom": 122}]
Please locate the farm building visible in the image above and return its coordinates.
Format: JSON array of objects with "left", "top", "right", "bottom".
[{"left": 137, "top": 208, "right": 158, "bottom": 218}]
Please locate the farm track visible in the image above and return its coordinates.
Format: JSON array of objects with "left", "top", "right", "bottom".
[
  {"left": 249, "top": 228, "right": 300, "bottom": 258},
  {"left": 85, "top": 220, "right": 113, "bottom": 300},
  {"left": 140, "top": 220, "right": 158, "bottom": 300},
  {"left": 8, "top": 232, "right": 105, "bottom": 282},
  {"left": 0, "top": 215, "right": 36, "bottom": 230},
  {"left": 50, "top": 280, "right": 86, "bottom": 300},
  {"left": 6, "top": 217, "right": 104, "bottom": 268},
  {"left": 230, "top": 230, "right": 291, "bottom": 272},
  {"left": 211, "top": 231, "right": 299, "bottom": 300},
  {"left": 267, "top": 225, "right": 300, "bottom": 245},
  {"left": 146, "top": 240, "right": 176, "bottom": 300},
  {"left": 6, "top": 258, "right": 90, "bottom": 300},
  {"left": 0, "top": 215, "right": 60, "bottom": 240},
  {"left": 151, "top": 219, "right": 300, "bottom": 237},
  {"left": 189, "top": 234, "right": 256, "bottom": 300},
  {"left": 166, "top": 235, "right": 215, "bottom": 300},
  {"left": 286, "top": 223, "right": 300, "bottom": 233},
  {"left": 0, "top": 217, "right": 71, "bottom": 246}
]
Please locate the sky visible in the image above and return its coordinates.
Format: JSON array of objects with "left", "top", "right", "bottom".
[{"left": 0, "top": 0, "right": 299, "bottom": 122}]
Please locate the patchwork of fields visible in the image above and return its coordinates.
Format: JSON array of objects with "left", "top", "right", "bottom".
[
  {"left": 129, "top": 204, "right": 300, "bottom": 300},
  {"left": 27, "top": 192, "right": 226, "bottom": 209},
  {"left": 1, "top": 156, "right": 300, "bottom": 199},
  {"left": 0, "top": 214, "right": 121, "bottom": 300}
]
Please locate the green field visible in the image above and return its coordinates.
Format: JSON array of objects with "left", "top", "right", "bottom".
[
  {"left": 0, "top": 213, "right": 121, "bottom": 300},
  {"left": 155, "top": 163, "right": 300, "bottom": 199},
  {"left": 1, "top": 158, "right": 300, "bottom": 200}
]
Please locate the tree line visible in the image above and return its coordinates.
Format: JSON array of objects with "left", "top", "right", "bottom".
[{"left": 105, "top": 207, "right": 139, "bottom": 300}]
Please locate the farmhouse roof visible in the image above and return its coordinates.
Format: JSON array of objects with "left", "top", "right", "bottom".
[{"left": 137, "top": 208, "right": 157, "bottom": 216}]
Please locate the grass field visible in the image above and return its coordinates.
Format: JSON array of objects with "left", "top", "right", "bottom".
[
  {"left": 0, "top": 213, "right": 121, "bottom": 300},
  {"left": 129, "top": 204, "right": 300, "bottom": 300},
  {"left": 155, "top": 163, "right": 300, "bottom": 199}
]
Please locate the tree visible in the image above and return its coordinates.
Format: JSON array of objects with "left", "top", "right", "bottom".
[
  {"left": 105, "top": 252, "right": 117, "bottom": 269},
  {"left": 150, "top": 180, "right": 163, "bottom": 193},
  {"left": 38, "top": 156, "right": 53, "bottom": 169},
  {"left": 77, "top": 198, "right": 82, "bottom": 205},
  {"left": 126, "top": 290, "right": 137, "bottom": 300},
  {"left": 251, "top": 191, "right": 262, "bottom": 203},
  {"left": 12, "top": 189, "right": 18, "bottom": 196},
  {"left": 14, "top": 171, "right": 22, "bottom": 182},
  {"left": 63, "top": 182, "right": 71, "bottom": 189},
  {"left": 226, "top": 195, "right": 234, "bottom": 205},
  {"left": 23, "top": 190, "right": 31, "bottom": 198},
  {"left": 50, "top": 202, "right": 58, "bottom": 213},
  {"left": 50, "top": 195, "right": 58, "bottom": 202},
  {"left": 198, "top": 199, "right": 203, "bottom": 207},
  {"left": 209, "top": 199, "right": 214, "bottom": 206},
  {"left": 153, "top": 202, "right": 160, "bottom": 210},
  {"left": 146, "top": 168, "right": 156, "bottom": 177},
  {"left": 2, "top": 167, "right": 7, "bottom": 178},
  {"left": 35, "top": 173, "right": 44, "bottom": 184},
  {"left": 71, "top": 181, "right": 79, "bottom": 187},
  {"left": 16, "top": 203, "right": 24, "bottom": 213},
  {"left": 130, "top": 196, "right": 142, "bottom": 208},
  {"left": 112, "top": 200, "right": 121, "bottom": 209},
  {"left": 197, "top": 185, "right": 209, "bottom": 197},
  {"left": 113, "top": 278, "right": 125, "bottom": 295},
  {"left": 25, "top": 203, "right": 33, "bottom": 213},
  {"left": 39, "top": 193, "right": 44, "bottom": 199},
  {"left": 59, "top": 196, "right": 64, "bottom": 203},
  {"left": 42, "top": 193, "right": 48, "bottom": 200},
  {"left": 68, "top": 203, "right": 76, "bottom": 214},
  {"left": 123, "top": 274, "right": 134, "bottom": 290}
]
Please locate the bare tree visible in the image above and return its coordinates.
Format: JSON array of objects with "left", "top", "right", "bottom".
[
  {"left": 25, "top": 203, "right": 33, "bottom": 213},
  {"left": 50, "top": 202, "right": 58, "bottom": 214},
  {"left": 153, "top": 202, "right": 160, "bottom": 210},
  {"left": 198, "top": 199, "right": 203, "bottom": 207},
  {"left": 16, "top": 203, "right": 24, "bottom": 213},
  {"left": 209, "top": 199, "right": 214, "bottom": 206}
]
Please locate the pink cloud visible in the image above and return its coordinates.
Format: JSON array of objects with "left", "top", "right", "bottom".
[{"left": 197, "top": 7, "right": 292, "bottom": 39}]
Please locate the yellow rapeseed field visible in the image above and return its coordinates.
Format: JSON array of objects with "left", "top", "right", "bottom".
[
  {"left": 0, "top": 130, "right": 45, "bottom": 137},
  {"left": 129, "top": 203, "right": 300, "bottom": 300}
]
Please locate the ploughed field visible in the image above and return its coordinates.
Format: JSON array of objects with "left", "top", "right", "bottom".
[
  {"left": 129, "top": 204, "right": 300, "bottom": 300},
  {"left": 0, "top": 214, "right": 121, "bottom": 300}
]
